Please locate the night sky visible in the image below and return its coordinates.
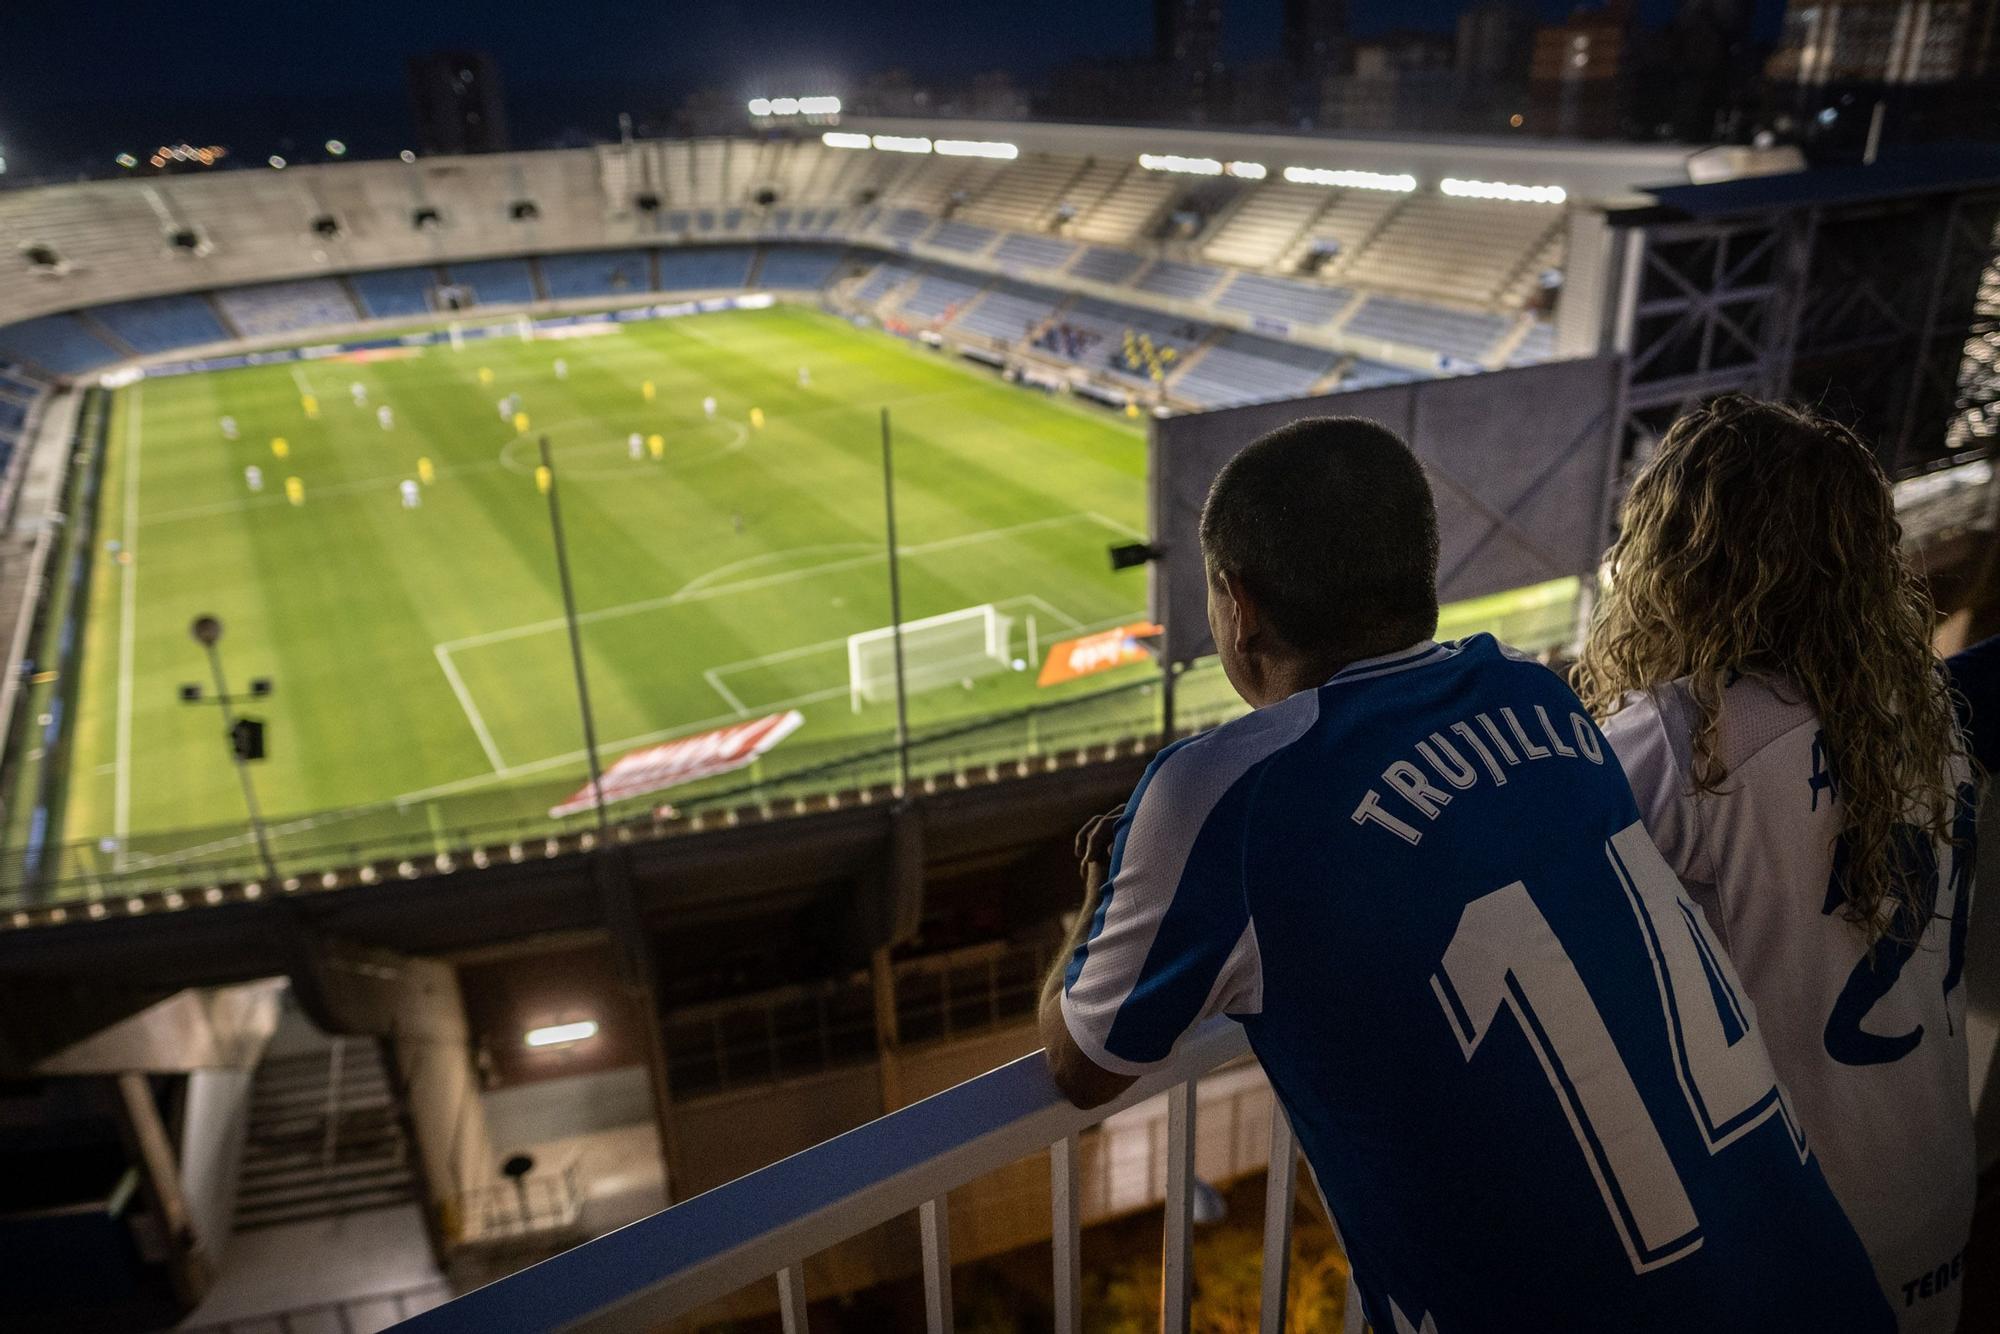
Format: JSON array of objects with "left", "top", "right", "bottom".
[{"left": 0, "top": 0, "right": 1763, "bottom": 177}]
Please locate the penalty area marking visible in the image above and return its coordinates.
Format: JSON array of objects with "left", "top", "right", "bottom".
[{"left": 433, "top": 644, "right": 508, "bottom": 773}]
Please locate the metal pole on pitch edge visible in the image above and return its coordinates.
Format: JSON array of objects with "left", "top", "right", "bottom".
[
  {"left": 880, "top": 408, "right": 913, "bottom": 797},
  {"left": 539, "top": 436, "right": 610, "bottom": 831}
]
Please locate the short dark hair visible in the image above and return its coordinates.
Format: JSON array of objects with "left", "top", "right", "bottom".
[{"left": 1198, "top": 417, "right": 1439, "bottom": 660}]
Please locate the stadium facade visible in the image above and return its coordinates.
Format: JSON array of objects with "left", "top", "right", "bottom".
[{"left": 0, "top": 120, "right": 1995, "bottom": 1330}]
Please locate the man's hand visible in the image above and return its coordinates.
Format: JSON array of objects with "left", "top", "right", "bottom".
[
  {"left": 1041, "top": 803, "right": 1138, "bottom": 1109},
  {"left": 1074, "top": 803, "right": 1125, "bottom": 886}
]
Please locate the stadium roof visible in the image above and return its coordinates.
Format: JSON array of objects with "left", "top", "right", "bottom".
[
  {"left": 1623, "top": 144, "right": 2000, "bottom": 221},
  {"left": 838, "top": 117, "right": 1788, "bottom": 205}
]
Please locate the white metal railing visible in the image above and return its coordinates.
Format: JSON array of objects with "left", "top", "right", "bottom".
[{"left": 395, "top": 1019, "right": 1296, "bottom": 1334}]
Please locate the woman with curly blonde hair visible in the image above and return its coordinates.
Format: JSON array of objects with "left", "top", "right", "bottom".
[{"left": 1579, "top": 395, "right": 1980, "bottom": 1333}]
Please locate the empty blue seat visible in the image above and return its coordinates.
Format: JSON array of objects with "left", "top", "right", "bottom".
[
  {"left": 541, "top": 250, "right": 652, "bottom": 299},
  {"left": 1070, "top": 247, "right": 1144, "bottom": 285},
  {"left": 992, "top": 234, "right": 1079, "bottom": 272},
  {"left": 953, "top": 282, "right": 1060, "bottom": 342},
  {"left": 929, "top": 221, "right": 996, "bottom": 254},
  {"left": 1342, "top": 296, "right": 1510, "bottom": 364},
  {"left": 757, "top": 247, "right": 847, "bottom": 290},
  {"left": 1215, "top": 274, "right": 1352, "bottom": 328},
  {"left": 91, "top": 294, "right": 230, "bottom": 354},
  {"left": 446, "top": 259, "right": 538, "bottom": 304},
  {"left": 655, "top": 246, "right": 755, "bottom": 290},
  {"left": 882, "top": 210, "right": 932, "bottom": 243},
  {"left": 349, "top": 268, "right": 440, "bottom": 319},
  {"left": 1508, "top": 321, "right": 1557, "bottom": 367},
  {"left": 1171, "top": 333, "right": 1336, "bottom": 408},
  {"left": 1134, "top": 260, "right": 1224, "bottom": 302},
  {"left": 900, "top": 269, "right": 984, "bottom": 319},
  {"left": 215, "top": 280, "right": 359, "bottom": 338},
  {"left": 1338, "top": 357, "right": 1432, "bottom": 391},
  {"left": 853, "top": 262, "right": 915, "bottom": 305},
  {"left": 0, "top": 314, "right": 127, "bottom": 375}
]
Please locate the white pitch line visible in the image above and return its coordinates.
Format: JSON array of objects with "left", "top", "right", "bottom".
[
  {"left": 433, "top": 644, "right": 509, "bottom": 773},
  {"left": 438, "top": 514, "right": 1121, "bottom": 654},
  {"left": 1086, "top": 510, "right": 1147, "bottom": 541},
  {"left": 112, "top": 385, "right": 143, "bottom": 867},
  {"left": 703, "top": 669, "right": 749, "bottom": 716}
]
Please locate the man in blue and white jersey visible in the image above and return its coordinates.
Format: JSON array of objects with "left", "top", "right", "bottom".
[{"left": 1038, "top": 418, "right": 1892, "bottom": 1332}]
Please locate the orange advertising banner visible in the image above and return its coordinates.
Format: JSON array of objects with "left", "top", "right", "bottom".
[{"left": 1037, "top": 622, "right": 1163, "bottom": 687}]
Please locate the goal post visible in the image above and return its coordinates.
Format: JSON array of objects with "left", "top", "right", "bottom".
[{"left": 849, "top": 604, "right": 1013, "bottom": 712}]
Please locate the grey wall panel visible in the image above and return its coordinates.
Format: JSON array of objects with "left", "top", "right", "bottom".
[{"left": 1150, "top": 356, "right": 1620, "bottom": 664}]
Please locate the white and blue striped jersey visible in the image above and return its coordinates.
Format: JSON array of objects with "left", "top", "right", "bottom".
[
  {"left": 1062, "top": 636, "right": 1892, "bottom": 1333},
  {"left": 1604, "top": 674, "right": 1975, "bottom": 1332}
]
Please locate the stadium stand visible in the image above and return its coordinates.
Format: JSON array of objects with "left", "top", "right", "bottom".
[
  {"left": 991, "top": 234, "right": 1079, "bottom": 272},
  {"left": 540, "top": 249, "right": 652, "bottom": 299},
  {"left": 1342, "top": 294, "right": 1513, "bottom": 365},
  {"left": 898, "top": 268, "right": 986, "bottom": 321},
  {"left": 952, "top": 280, "right": 1062, "bottom": 344},
  {"left": 0, "top": 366, "right": 41, "bottom": 398},
  {"left": 89, "top": 293, "right": 230, "bottom": 355},
  {"left": 1509, "top": 321, "right": 1558, "bottom": 366},
  {"left": 444, "top": 258, "right": 539, "bottom": 305},
  {"left": 0, "top": 398, "right": 27, "bottom": 433},
  {"left": 1133, "top": 259, "right": 1226, "bottom": 302},
  {"left": 347, "top": 267, "right": 441, "bottom": 319},
  {"left": 655, "top": 246, "right": 756, "bottom": 291},
  {"left": 881, "top": 209, "right": 933, "bottom": 244},
  {"left": 955, "top": 155, "right": 1079, "bottom": 232},
  {"left": 754, "top": 246, "right": 847, "bottom": 290},
  {"left": 1283, "top": 189, "right": 1404, "bottom": 272},
  {"left": 851, "top": 260, "right": 917, "bottom": 306},
  {"left": 1071, "top": 167, "right": 1173, "bottom": 243},
  {"left": 1170, "top": 331, "right": 1338, "bottom": 408},
  {"left": 1047, "top": 296, "right": 1207, "bottom": 384},
  {"left": 0, "top": 313, "right": 121, "bottom": 375},
  {"left": 1214, "top": 272, "right": 1352, "bottom": 328},
  {"left": 1338, "top": 355, "right": 1433, "bottom": 389},
  {"left": 1201, "top": 183, "right": 1331, "bottom": 269},
  {"left": 927, "top": 220, "right": 998, "bottom": 255},
  {"left": 1342, "top": 196, "right": 1561, "bottom": 304},
  {"left": 1069, "top": 246, "right": 1145, "bottom": 286},
  {"left": 214, "top": 280, "right": 360, "bottom": 338}
]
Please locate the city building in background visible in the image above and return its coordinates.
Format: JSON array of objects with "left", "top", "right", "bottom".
[
  {"left": 407, "top": 51, "right": 510, "bottom": 156},
  {"left": 1529, "top": 1, "right": 1635, "bottom": 138}
]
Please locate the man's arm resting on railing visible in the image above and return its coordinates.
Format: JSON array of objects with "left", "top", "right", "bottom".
[{"left": 1039, "top": 856, "right": 1139, "bottom": 1110}]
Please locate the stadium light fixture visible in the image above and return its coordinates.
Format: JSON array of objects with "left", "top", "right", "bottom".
[
  {"left": 1138, "top": 153, "right": 1223, "bottom": 176},
  {"left": 935, "top": 139, "right": 1018, "bottom": 160},
  {"left": 822, "top": 131, "right": 871, "bottom": 150},
  {"left": 1440, "top": 177, "right": 1567, "bottom": 204},
  {"left": 268, "top": 155, "right": 287, "bottom": 170},
  {"left": 115, "top": 152, "right": 138, "bottom": 169},
  {"left": 524, "top": 1019, "right": 599, "bottom": 1048},
  {"left": 1282, "top": 166, "right": 1417, "bottom": 193},
  {"left": 1225, "top": 161, "right": 1267, "bottom": 179},
  {"left": 749, "top": 95, "right": 841, "bottom": 119},
  {"left": 872, "top": 134, "right": 933, "bottom": 154},
  {"left": 325, "top": 139, "right": 347, "bottom": 157},
  {"left": 399, "top": 149, "right": 416, "bottom": 163}
]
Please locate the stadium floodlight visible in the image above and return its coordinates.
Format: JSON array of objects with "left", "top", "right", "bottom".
[
  {"left": 1139, "top": 153, "right": 1223, "bottom": 176},
  {"left": 268, "top": 155, "right": 287, "bottom": 170},
  {"left": 525, "top": 1020, "right": 599, "bottom": 1048},
  {"left": 1225, "top": 161, "right": 1267, "bottom": 179},
  {"left": 849, "top": 605, "right": 1012, "bottom": 712},
  {"left": 935, "top": 139, "right": 1018, "bottom": 160},
  {"left": 1440, "top": 177, "right": 1567, "bottom": 204},
  {"left": 325, "top": 139, "right": 347, "bottom": 156},
  {"left": 399, "top": 149, "right": 416, "bottom": 163},
  {"left": 1282, "top": 166, "right": 1417, "bottom": 192},
  {"left": 823, "top": 131, "right": 871, "bottom": 150},
  {"left": 872, "top": 134, "right": 933, "bottom": 154},
  {"left": 115, "top": 152, "right": 137, "bottom": 169},
  {"left": 748, "top": 98, "right": 773, "bottom": 116},
  {"left": 751, "top": 95, "right": 841, "bottom": 118}
]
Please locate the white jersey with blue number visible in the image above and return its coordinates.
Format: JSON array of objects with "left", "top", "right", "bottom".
[
  {"left": 1603, "top": 675, "right": 1974, "bottom": 1332},
  {"left": 1062, "top": 636, "right": 1892, "bottom": 1333}
]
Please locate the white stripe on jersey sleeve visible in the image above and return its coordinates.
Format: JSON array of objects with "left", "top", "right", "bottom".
[
  {"left": 1601, "top": 689, "right": 1715, "bottom": 886},
  {"left": 1061, "top": 691, "right": 1317, "bottom": 1076}
]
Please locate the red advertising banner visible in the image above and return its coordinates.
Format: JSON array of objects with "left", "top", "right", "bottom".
[
  {"left": 1036, "top": 622, "right": 1163, "bottom": 687},
  {"left": 548, "top": 710, "right": 804, "bottom": 818}
]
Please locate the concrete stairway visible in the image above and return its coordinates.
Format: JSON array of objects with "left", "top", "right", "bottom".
[{"left": 234, "top": 1038, "right": 418, "bottom": 1231}]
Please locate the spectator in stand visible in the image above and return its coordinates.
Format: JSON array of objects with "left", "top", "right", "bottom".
[
  {"left": 1039, "top": 416, "right": 1891, "bottom": 1333},
  {"left": 1576, "top": 396, "right": 1981, "bottom": 1333}
]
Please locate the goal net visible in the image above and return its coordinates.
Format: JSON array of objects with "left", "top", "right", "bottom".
[{"left": 849, "top": 604, "right": 1013, "bottom": 712}]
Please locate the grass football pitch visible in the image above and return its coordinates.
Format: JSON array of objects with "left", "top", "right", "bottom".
[{"left": 42, "top": 303, "right": 1574, "bottom": 888}]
